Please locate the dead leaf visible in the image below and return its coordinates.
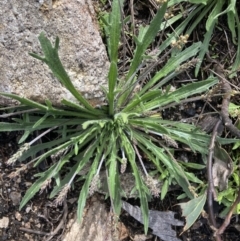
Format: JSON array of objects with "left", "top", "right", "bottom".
[
  {"left": 212, "top": 158, "right": 232, "bottom": 191},
  {"left": 122, "top": 201, "right": 183, "bottom": 241},
  {"left": 213, "top": 143, "right": 233, "bottom": 191}
]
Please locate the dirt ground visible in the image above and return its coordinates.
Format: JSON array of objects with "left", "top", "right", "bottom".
[{"left": 0, "top": 136, "right": 240, "bottom": 241}]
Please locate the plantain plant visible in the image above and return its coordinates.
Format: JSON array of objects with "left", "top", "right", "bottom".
[{"left": 0, "top": 0, "right": 233, "bottom": 233}]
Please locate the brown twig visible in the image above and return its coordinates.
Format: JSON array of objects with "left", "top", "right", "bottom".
[
  {"left": 206, "top": 55, "right": 240, "bottom": 241},
  {"left": 129, "top": 0, "right": 135, "bottom": 37},
  {"left": 19, "top": 227, "right": 49, "bottom": 236},
  {"left": 44, "top": 199, "right": 68, "bottom": 241},
  {"left": 19, "top": 199, "right": 68, "bottom": 241},
  {"left": 212, "top": 64, "right": 240, "bottom": 138},
  {"left": 207, "top": 119, "right": 223, "bottom": 241},
  {"left": 207, "top": 119, "right": 221, "bottom": 228}
]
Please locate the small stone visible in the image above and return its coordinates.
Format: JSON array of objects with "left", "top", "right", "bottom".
[
  {"left": 24, "top": 182, "right": 33, "bottom": 187},
  {"left": 133, "top": 234, "right": 153, "bottom": 241},
  {"left": 24, "top": 233, "right": 31, "bottom": 241},
  {"left": 0, "top": 217, "right": 9, "bottom": 228},
  {"left": 25, "top": 206, "right": 32, "bottom": 213},
  {"left": 24, "top": 222, "right": 31, "bottom": 229},
  {"left": 68, "top": 198, "right": 77, "bottom": 204},
  {"left": 9, "top": 191, "right": 22, "bottom": 206},
  {"left": 15, "top": 211, "right": 22, "bottom": 221},
  {"left": 16, "top": 178, "right": 21, "bottom": 183},
  {"left": 35, "top": 223, "right": 41, "bottom": 228}
]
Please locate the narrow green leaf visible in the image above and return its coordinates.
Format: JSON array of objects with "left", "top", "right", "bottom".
[
  {"left": 0, "top": 118, "right": 84, "bottom": 133},
  {"left": 129, "top": 119, "right": 170, "bottom": 135},
  {"left": 186, "top": 2, "right": 214, "bottom": 34},
  {"left": 48, "top": 107, "right": 98, "bottom": 118},
  {"left": 74, "top": 142, "right": 79, "bottom": 155},
  {"left": 123, "top": 90, "right": 161, "bottom": 112},
  {"left": 77, "top": 144, "right": 105, "bottom": 222},
  {"left": 50, "top": 163, "right": 78, "bottom": 199},
  {"left": 230, "top": 12, "right": 240, "bottom": 77},
  {"left": 184, "top": 172, "right": 203, "bottom": 184},
  {"left": 189, "top": 0, "right": 208, "bottom": 4},
  {"left": 195, "top": 1, "right": 224, "bottom": 76},
  {"left": 180, "top": 162, "right": 205, "bottom": 170},
  {"left": 50, "top": 140, "right": 99, "bottom": 198},
  {"left": 214, "top": 0, "right": 236, "bottom": 20},
  {"left": 77, "top": 160, "right": 98, "bottom": 222},
  {"left": 161, "top": 179, "right": 169, "bottom": 200},
  {"left": 0, "top": 122, "right": 29, "bottom": 131},
  {"left": 108, "top": 61, "right": 118, "bottom": 116},
  {"left": 61, "top": 99, "right": 101, "bottom": 117},
  {"left": 82, "top": 119, "right": 108, "bottom": 129},
  {"left": 140, "top": 77, "right": 218, "bottom": 112},
  {"left": 140, "top": 43, "right": 201, "bottom": 95},
  {"left": 107, "top": 135, "right": 117, "bottom": 199},
  {"left": 18, "top": 130, "right": 31, "bottom": 144},
  {"left": 45, "top": 99, "right": 53, "bottom": 110},
  {"left": 20, "top": 167, "right": 55, "bottom": 209},
  {"left": 32, "top": 113, "right": 49, "bottom": 129},
  {"left": 0, "top": 92, "right": 48, "bottom": 111},
  {"left": 205, "top": 0, "right": 223, "bottom": 31},
  {"left": 107, "top": 136, "right": 122, "bottom": 214},
  {"left": 33, "top": 140, "right": 74, "bottom": 167},
  {"left": 108, "top": 0, "right": 123, "bottom": 62},
  {"left": 127, "top": 2, "right": 168, "bottom": 80},
  {"left": 20, "top": 160, "right": 68, "bottom": 209},
  {"left": 121, "top": 132, "right": 149, "bottom": 234},
  {"left": 133, "top": 130, "right": 194, "bottom": 199},
  {"left": 33, "top": 126, "right": 97, "bottom": 166}
]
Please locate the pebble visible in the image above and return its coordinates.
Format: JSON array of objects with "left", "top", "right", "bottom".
[
  {"left": 0, "top": 217, "right": 9, "bottom": 228},
  {"left": 9, "top": 191, "right": 22, "bottom": 206}
]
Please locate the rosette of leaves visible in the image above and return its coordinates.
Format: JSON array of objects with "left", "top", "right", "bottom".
[{"left": 0, "top": 0, "right": 231, "bottom": 232}]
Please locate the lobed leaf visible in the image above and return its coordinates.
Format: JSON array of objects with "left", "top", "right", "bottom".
[
  {"left": 179, "top": 193, "right": 207, "bottom": 232},
  {"left": 30, "top": 33, "right": 96, "bottom": 112}
]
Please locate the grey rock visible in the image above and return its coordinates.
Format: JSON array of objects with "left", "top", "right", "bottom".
[
  {"left": 0, "top": 0, "right": 109, "bottom": 106},
  {"left": 62, "top": 194, "right": 119, "bottom": 241},
  {"left": 9, "top": 191, "right": 22, "bottom": 206}
]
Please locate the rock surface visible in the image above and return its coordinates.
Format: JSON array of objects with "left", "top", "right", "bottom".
[
  {"left": 0, "top": 0, "right": 109, "bottom": 106},
  {"left": 63, "top": 194, "right": 119, "bottom": 241}
]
